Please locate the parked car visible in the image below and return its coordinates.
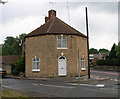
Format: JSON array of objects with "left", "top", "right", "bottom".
[{"left": 0, "top": 68, "right": 7, "bottom": 77}]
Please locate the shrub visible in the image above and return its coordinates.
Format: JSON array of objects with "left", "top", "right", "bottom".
[
  {"left": 96, "top": 59, "right": 119, "bottom": 66},
  {"left": 11, "top": 56, "right": 25, "bottom": 75}
]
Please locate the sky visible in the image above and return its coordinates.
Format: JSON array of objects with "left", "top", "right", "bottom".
[{"left": 0, "top": 0, "right": 119, "bottom": 50}]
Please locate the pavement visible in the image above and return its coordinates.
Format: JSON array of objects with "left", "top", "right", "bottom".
[{"left": 5, "top": 74, "right": 110, "bottom": 83}]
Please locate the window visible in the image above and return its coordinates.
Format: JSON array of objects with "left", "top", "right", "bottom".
[
  {"left": 57, "top": 36, "right": 67, "bottom": 49},
  {"left": 81, "top": 57, "right": 86, "bottom": 70},
  {"left": 32, "top": 57, "right": 40, "bottom": 72}
]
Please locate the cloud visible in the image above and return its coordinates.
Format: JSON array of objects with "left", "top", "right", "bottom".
[
  {"left": 1, "top": 15, "right": 44, "bottom": 43},
  {"left": 1, "top": 1, "right": 118, "bottom": 50}
]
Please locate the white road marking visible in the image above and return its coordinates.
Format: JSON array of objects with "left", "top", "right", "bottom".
[
  {"left": 79, "top": 84, "right": 95, "bottom": 87},
  {"left": 67, "top": 83, "right": 105, "bottom": 88},
  {"left": 114, "top": 79, "right": 118, "bottom": 82},
  {"left": 66, "top": 83, "right": 78, "bottom": 85},
  {"left": 32, "top": 83, "right": 39, "bottom": 86},
  {"left": 95, "top": 84, "right": 105, "bottom": 87},
  {"left": 40, "top": 83, "right": 75, "bottom": 88}
]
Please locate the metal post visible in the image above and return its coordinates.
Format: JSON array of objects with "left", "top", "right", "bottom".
[
  {"left": 85, "top": 7, "right": 90, "bottom": 79},
  {"left": 78, "top": 48, "right": 80, "bottom": 79}
]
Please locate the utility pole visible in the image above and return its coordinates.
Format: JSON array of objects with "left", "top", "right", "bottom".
[{"left": 85, "top": 7, "right": 90, "bottom": 79}]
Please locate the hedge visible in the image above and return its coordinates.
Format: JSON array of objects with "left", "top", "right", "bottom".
[{"left": 96, "top": 59, "right": 119, "bottom": 66}]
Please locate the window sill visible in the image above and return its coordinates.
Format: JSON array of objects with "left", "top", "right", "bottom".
[
  {"left": 57, "top": 47, "right": 68, "bottom": 49},
  {"left": 81, "top": 68, "right": 86, "bottom": 71},
  {"left": 32, "top": 69, "right": 40, "bottom": 72}
]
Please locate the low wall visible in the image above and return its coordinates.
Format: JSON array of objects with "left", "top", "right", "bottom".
[
  {"left": 2, "top": 64, "right": 11, "bottom": 74},
  {"left": 93, "top": 65, "right": 120, "bottom": 72}
]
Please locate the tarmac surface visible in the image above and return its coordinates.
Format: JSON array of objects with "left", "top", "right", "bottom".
[{"left": 1, "top": 70, "right": 120, "bottom": 98}]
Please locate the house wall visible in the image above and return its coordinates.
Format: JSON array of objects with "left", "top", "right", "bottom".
[
  {"left": 77, "top": 36, "right": 88, "bottom": 76},
  {"left": 25, "top": 35, "right": 88, "bottom": 77}
]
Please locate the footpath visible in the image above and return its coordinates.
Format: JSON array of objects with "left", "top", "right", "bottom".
[{"left": 5, "top": 74, "right": 110, "bottom": 83}]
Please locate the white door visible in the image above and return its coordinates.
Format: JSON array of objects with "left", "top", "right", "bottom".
[{"left": 58, "top": 56, "right": 67, "bottom": 76}]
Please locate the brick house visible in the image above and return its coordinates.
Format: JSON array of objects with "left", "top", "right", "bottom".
[
  {"left": 25, "top": 9, "right": 88, "bottom": 77},
  {"left": 0, "top": 55, "right": 21, "bottom": 73}
]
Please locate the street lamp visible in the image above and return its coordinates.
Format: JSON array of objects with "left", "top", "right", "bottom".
[{"left": 0, "top": 0, "right": 7, "bottom": 4}]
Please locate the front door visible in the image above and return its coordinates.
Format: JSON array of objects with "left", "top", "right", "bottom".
[{"left": 58, "top": 56, "right": 67, "bottom": 76}]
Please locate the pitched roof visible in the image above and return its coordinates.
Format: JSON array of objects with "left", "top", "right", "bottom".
[
  {"left": 0, "top": 55, "right": 21, "bottom": 65},
  {"left": 25, "top": 17, "right": 87, "bottom": 38}
]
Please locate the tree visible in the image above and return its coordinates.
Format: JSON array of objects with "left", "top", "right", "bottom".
[
  {"left": 108, "top": 43, "right": 117, "bottom": 59},
  {"left": 89, "top": 48, "right": 99, "bottom": 54},
  {"left": 116, "top": 42, "right": 120, "bottom": 65},
  {"left": 13, "top": 33, "right": 26, "bottom": 55},
  {"left": 99, "top": 48, "right": 109, "bottom": 53},
  {"left": 2, "top": 37, "right": 15, "bottom": 56},
  {"left": 2, "top": 33, "right": 26, "bottom": 56}
]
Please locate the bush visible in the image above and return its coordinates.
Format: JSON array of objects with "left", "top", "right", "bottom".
[
  {"left": 11, "top": 56, "right": 25, "bottom": 75},
  {"left": 96, "top": 59, "right": 119, "bottom": 66}
]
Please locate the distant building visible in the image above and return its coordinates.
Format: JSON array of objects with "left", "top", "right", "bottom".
[
  {"left": 89, "top": 52, "right": 109, "bottom": 64},
  {"left": 0, "top": 55, "right": 21, "bottom": 73}
]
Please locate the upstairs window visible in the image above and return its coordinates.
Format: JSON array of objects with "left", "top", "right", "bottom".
[
  {"left": 57, "top": 35, "right": 67, "bottom": 49},
  {"left": 32, "top": 57, "right": 40, "bottom": 72}
]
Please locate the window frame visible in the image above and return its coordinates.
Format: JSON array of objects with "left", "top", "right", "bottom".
[
  {"left": 32, "top": 57, "right": 40, "bottom": 72},
  {"left": 81, "top": 57, "right": 86, "bottom": 71},
  {"left": 57, "top": 35, "right": 67, "bottom": 49}
]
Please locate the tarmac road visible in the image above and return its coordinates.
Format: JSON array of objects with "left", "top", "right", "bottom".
[{"left": 1, "top": 70, "right": 119, "bottom": 97}]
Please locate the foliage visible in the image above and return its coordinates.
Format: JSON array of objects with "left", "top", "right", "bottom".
[
  {"left": 2, "top": 34, "right": 26, "bottom": 56},
  {"left": 108, "top": 43, "right": 117, "bottom": 59},
  {"left": 11, "top": 56, "right": 25, "bottom": 75},
  {"left": 96, "top": 42, "right": 120, "bottom": 66},
  {"left": 116, "top": 42, "right": 120, "bottom": 59},
  {"left": 2, "top": 37, "right": 15, "bottom": 56},
  {"left": 89, "top": 48, "right": 99, "bottom": 54},
  {"left": 99, "top": 48, "right": 109, "bottom": 53},
  {"left": 96, "top": 59, "right": 119, "bottom": 66}
]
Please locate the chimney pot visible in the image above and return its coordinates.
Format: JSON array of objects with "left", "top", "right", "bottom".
[
  {"left": 45, "top": 17, "right": 49, "bottom": 23},
  {"left": 45, "top": 9, "right": 56, "bottom": 23}
]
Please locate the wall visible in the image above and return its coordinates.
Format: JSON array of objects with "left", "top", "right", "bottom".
[
  {"left": 77, "top": 36, "right": 88, "bottom": 76},
  {"left": 25, "top": 34, "right": 88, "bottom": 77},
  {"left": 2, "top": 64, "right": 11, "bottom": 74}
]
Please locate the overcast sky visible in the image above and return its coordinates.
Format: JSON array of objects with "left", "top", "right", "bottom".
[{"left": 0, "top": 0, "right": 118, "bottom": 50}]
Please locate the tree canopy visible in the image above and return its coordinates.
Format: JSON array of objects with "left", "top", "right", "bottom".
[
  {"left": 1, "top": 33, "right": 26, "bottom": 56},
  {"left": 89, "top": 48, "right": 99, "bottom": 54},
  {"left": 99, "top": 48, "right": 109, "bottom": 53}
]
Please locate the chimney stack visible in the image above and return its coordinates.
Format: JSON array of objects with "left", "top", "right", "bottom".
[{"left": 45, "top": 9, "right": 56, "bottom": 23}]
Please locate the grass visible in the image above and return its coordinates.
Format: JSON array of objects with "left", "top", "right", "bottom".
[
  {"left": 2, "top": 90, "right": 31, "bottom": 99},
  {"left": 90, "top": 64, "right": 94, "bottom": 70}
]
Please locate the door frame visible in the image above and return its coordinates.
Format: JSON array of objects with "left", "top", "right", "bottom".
[{"left": 58, "top": 56, "right": 67, "bottom": 76}]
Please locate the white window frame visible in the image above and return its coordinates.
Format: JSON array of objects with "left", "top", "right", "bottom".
[
  {"left": 57, "top": 35, "right": 67, "bottom": 49},
  {"left": 32, "top": 57, "right": 40, "bottom": 72},
  {"left": 81, "top": 57, "right": 86, "bottom": 71}
]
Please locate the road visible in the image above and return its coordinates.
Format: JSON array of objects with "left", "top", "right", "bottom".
[{"left": 2, "top": 70, "right": 120, "bottom": 97}]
